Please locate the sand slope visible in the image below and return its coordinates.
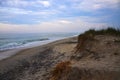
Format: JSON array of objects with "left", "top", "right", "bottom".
[{"left": 0, "top": 35, "right": 120, "bottom": 80}]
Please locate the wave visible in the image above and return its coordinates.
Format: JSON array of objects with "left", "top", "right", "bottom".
[
  {"left": 0, "top": 38, "right": 49, "bottom": 51},
  {"left": 22, "top": 38, "right": 49, "bottom": 44}
]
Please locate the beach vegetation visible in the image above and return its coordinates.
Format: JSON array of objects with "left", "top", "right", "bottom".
[
  {"left": 75, "top": 27, "right": 120, "bottom": 53},
  {"left": 84, "top": 27, "right": 120, "bottom": 36},
  {"left": 50, "top": 61, "right": 71, "bottom": 80}
]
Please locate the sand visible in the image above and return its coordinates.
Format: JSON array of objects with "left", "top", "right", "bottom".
[
  {"left": 0, "top": 36, "right": 77, "bottom": 80},
  {"left": 0, "top": 49, "right": 22, "bottom": 60},
  {"left": 0, "top": 38, "right": 64, "bottom": 60},
  {"left": 0, "top": 35, "right": 119, "bottom": 80}
]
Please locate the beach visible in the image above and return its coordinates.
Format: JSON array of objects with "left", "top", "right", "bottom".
[
  {"left": 0, "top": 34, "right": 120, "bottom": 80},
  {"left": 0, "top": 37, "right": 72, "bottom": 60},
  {"left": 0, "top": 32, "right": 78, "bottom": 60},
  {"left": 0, "top": 36, "right": 77, "bottom": 79}
]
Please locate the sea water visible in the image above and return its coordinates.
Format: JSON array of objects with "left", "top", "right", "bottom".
[{"left": 0, "top": 33, "right": 78, "bottom": 51}]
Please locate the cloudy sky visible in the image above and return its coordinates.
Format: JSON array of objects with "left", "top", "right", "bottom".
[{"left": 0, "top": 0, "right": 120, "bottom": 33}]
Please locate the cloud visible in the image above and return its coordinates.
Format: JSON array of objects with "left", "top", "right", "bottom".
[
  {"left": 0, "top": 0, "right": 51, "bottom": 7},
  {"left": 38, "top": 1, "right": 51, "bottom": 7},
  {"left": 0, "top": 7, "right": 32, "bottom": 15},
  {"left": 0, "top": 7, "right": 59, "bottom": 16},
  {"left": 58, "top": 20, "right": 72, "bottom": 24},
  {"left": 0, "top": 0, "right": 119, "bottom": 25},
  {"left": 0, "top": 19, "right": 107, "bottom": 33},
  {"left": 0, "top": 0, "right": 29, "bottom": 7},
  {"left": 73, "top": 0, "right": 120, "bottom": 11},
  {"left": 58, "top": 5, "right": 67, "bottom": 9}
]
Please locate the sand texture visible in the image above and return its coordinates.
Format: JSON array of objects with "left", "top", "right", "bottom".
[{"left": 0, "top": 35, "right": 120, "bottom": 80}]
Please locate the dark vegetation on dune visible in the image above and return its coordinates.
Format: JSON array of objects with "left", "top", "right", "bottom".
[
  {"left": 50, "top": 61, "right": 71, "bottom": 80},
  {"left": 75, "top": 27, "right": 120, "bottom": 53},
  {"left": 84, "top": 27, "right": 120, "bottom": 36}
]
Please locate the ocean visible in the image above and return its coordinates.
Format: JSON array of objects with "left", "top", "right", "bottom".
[{"left": 0, "top": 33, "right": 78, "bottom": 51}]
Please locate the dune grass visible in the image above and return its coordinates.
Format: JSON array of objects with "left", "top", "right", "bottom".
[
  {"left": 84, "top": 27, "right": 120, "bottom": 36},
  {"left": 75, "top": 27, "right": 120, "bottom": 53}
]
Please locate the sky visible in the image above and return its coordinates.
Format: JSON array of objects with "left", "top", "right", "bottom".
[{"left": 0, "top": 0, "right": 120, "bottom": 33}]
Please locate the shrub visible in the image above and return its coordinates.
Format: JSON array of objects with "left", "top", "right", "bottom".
[{"left": 50, "top": 61, "right": 71, "bottom": 80}]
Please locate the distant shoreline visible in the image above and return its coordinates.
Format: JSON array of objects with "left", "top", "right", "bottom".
[
  {"left": 0, "top": 32, "right": 78, "bottom": 51},
  {"left": 0, "top": 36, "right": 77, "bottom": 60}
]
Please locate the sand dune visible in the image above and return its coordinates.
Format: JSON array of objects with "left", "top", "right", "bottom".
[{"left": 0, "top": 34, "right": 120, "bottom": 80}]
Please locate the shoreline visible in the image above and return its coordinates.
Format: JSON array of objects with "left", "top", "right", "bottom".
[
  {"left": 0, "top": 36, "right": 77, "bottom": 80},
  {"left": 0, "top": 36, "right": 77, "bottom": 60}
]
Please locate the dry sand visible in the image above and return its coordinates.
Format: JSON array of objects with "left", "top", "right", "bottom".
[
  {"left": 0, "top": 35, "right": 120, "bottom": 80},
  {"left": 0, "top": 37, "right": 77, "bottom": 80}
]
